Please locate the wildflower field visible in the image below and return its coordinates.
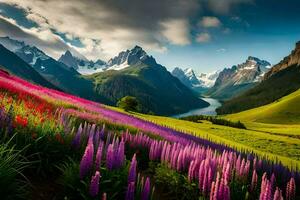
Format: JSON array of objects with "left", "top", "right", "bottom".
[{"left": 0, "top": 70, "right": 298, "bottom": 200}]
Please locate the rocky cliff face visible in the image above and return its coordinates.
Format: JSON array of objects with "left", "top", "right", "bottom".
[
  {"left": 264, "top": 41, "right": 300, "bottom": 79},
  {"left": 208, "top": 56, "right": 271, "bottom": 100}
]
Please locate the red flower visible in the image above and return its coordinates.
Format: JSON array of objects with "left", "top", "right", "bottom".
[{"left": 15, "top": 115, "right": 28, "bottom": 127}]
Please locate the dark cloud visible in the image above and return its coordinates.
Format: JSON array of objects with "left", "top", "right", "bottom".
[{"left": 0, "top": 16, "right": 73, "bottom": 58}]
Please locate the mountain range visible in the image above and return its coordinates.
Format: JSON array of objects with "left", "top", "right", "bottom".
[
  {"left": 218, "top": 41, "right": 300, "bottom": 114},
  {"left": 207, "top": 56, "right": 271, "bottom": 100},
  {"left": 0, "top": 43, "right": 57, "bottom": 89},
  {"left": 58, "top": 50, "right": 106, "bottom": 75},
  {"left": 87, "top": 46, "right": 209, "bottom": 114},
  {"left": 2, "top": 35, "right": 300, "bottom": 117},
  {"left": 0, "top": 37, "right": 207, "bottom": 115},
  {"left": 171, "top": 67, "right": 219, "bottom": 93}
]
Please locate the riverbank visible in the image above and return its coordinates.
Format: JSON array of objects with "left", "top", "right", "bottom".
[{"left": 172, "top": 97, "right": 221, "bottom": 118}]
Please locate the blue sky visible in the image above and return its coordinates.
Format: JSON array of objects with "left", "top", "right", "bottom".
[{"left": 0, "top": 0, "right": 299, "bottom": 73}]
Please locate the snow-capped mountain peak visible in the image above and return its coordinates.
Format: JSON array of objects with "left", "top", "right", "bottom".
[
  {"left": 213, "top": 56, "right": 271, "bottom": 88},
  {"left": 106, "top": 45, "right": 152, "bottom": 71},
  {"left": 197, "top": 70, "right": 220, "bottom": 88},
  {"left": 172, "top": 67, "right": 219, "bottom": 90},
  {"left": 0, "top": 37, "right": 50, "bottom": 65},
  {"left": 58, "top": 50, "right": 106, "bottom": 75}
]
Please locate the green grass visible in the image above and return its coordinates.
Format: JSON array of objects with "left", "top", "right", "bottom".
[
  {"left": 106, "top": 106, "right": 300, "bottom": 169},
  {"left": 225, "top": 88, "right": 300, "bottom": 124}
]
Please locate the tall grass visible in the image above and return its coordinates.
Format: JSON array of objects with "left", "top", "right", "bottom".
[{"left": 0, "top": 137, "right": 31, "bottom": 199}]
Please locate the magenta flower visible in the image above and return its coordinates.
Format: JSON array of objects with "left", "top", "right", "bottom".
[
  {"left": 89, "top": 171, "right": 100, "bottom": 197},
  {"left": 79, "top": 139, "right": 94, "bottom": 179},
  {"left": 286, "top": 177, "right": 296, "bottom": 200},
  {"left": 128, "top": 154, "right": 137, "bottom": 184},
  {"left": 126, "top": 182, "right": 135, "bottom": 200},
  {"left": 95, "top": 141, "right": 104, "bottom": 170},
  {"left": 273, "top": 187, "right": 283, "bottom": 200},
  {"left": 251, "top": 170, "right": 258, "bottom": 192},
  {"left": 141, "top": 177, "right": 151, "bottom": 200}
]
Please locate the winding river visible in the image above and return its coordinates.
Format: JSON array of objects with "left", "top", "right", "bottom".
[{"left": 173, "top": 98, "right": 221, "bottom": 118}]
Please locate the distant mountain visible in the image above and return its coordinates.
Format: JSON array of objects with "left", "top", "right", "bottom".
[
  {"left": 171, "top": 67, "right": 219, "bottom": 93},
  {"left": 88, "top": 46, "right": 209, "bottom": 115},
  {"left": 0, "top": 36, "right": 108, "bottom": 102},
  {"left": 58, "top": 50, "right": 106, "bottom": 75},
  {"left": 217, "top": 41, "right": 300, "bottom": 114},
  {"left": 172, "top": 67, "right": 200, "bottom": 89},
  {"left": 207, "top": 56, "right": 271, "bottom": 100},
  {"left": 0, "top": 44, "right": 57, "bottom": 89},
  {"left": 197, "top": 71, "right": 220, "bottom": 88}
]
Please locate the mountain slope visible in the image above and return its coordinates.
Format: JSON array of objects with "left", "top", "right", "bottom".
[
  {"left": 0, "top": 36, "right": 108, "bottom": 102},
  {"left": 0, "top": 44, "right": 57, "bottom": 89},
  {"left": 172, "top": 67, "right": 199, "bottom": 89},
  {"left": 218, "top": 41, "right": 300, "bottom": 114},
  {"left": 225, "top": 88, "right": 300, "bottom": 124},
  {"left": 208, "top": 56, "right": 271, "bottom": 100},
  {"left": 88, "top": 46, "right": 209, "bottom": 115},
  {"left": 58, "top": 50, "right": 106, "bottom": 75}
]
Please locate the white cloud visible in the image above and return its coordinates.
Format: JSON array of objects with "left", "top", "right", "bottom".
[
  {"left": 196, "top": 33, "right": 211, "bottom": 43},
  {"left": 160, "top": 19, "right": 190, "bottom": 45},
  {"left": 0, "top": 0, "right": 199, "bottom": 60},
  {"left": 0, "top": 15, "right": 73, "bottom": 59},
  {"left": 200, "top": 16, "right": 221, "bottom": 28}
]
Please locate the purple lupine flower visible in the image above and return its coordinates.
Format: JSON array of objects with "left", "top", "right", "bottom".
[
  {"left": 210, "top": 181, "right": 215, "bottom": 200},
  {"left": 273, "top": 187, "right": 283, "bottom": 200},
  {"left": 117, "top": 140, "right": 125, "bottom": 168},
  {"left": 94, "top": 126, "right": 100, "bottom": 148},
  {"left": 106, "top": 144, "right": 114, "bottom": 170},
  {"left": 95, "top": 141, "right": 104, "bottom": 170},
  {"left": 79, "top": 139, "right": 94, "bottom": 179},
  {"left": 72, "top": 123, "right": 82, "bottom": 149},
  {"left": 259, "top": 174, "right": 272, "bottom": 200},
  {"left": 286, "top": 177, "right": 296, "bottom": 200},
  {"left": 251, "top": 170, "right": 258, "bottom": 192},
  {"left": 126, "top": 182, "right": 135, "bottom": 200},
  {"left": 141, "top": 177, "right": 151, "bottom": 200},
  {"left": 128, "top": 154, "right": 137, "bottom": 183},
  {"left": 89, "top": 171, "right": 100, "bottom": 197},
  {"left": 213, "top": 172, "right": 220, "bottom": 200},
  {"left": 223, "top": 185, "right": 230, "bottom": 200}
]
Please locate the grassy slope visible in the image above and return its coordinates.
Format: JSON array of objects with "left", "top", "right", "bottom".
[
  {"left": 106, "top": 106, "right": 300, "bottom": 169},
  {"left": 225, "top": 88, "right": 300, "bottom": 124}
]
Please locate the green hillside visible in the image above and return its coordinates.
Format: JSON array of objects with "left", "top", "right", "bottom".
[
  {"left": 225, "top": 88, "right": 300, "bottom": 124},
  {"left": 88, "top": 62, "right": 209, "bottom": 115},
  {"left": 217, "top": 64, "right": 300, "bottom": 114}
]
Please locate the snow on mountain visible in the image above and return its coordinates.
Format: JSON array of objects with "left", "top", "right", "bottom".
[
  {"left": 197, "top": 71, "right": 220, "bottom": 88},
  {"left": 0, "top": 36, "right": 51, "bottom": 66},
  {"left": 172, "top": 67, "right": 219, "bottom": 90},
  {"left": 105, "top": 45, "right": 151, "bottom": 71},
  {"left": 58, "top": 50, "right": 106, "bottom": 75}
]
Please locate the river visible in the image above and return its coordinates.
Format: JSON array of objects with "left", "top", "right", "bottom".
[{"left": 172, "top": 98, "right": 221, "bottom": 118}]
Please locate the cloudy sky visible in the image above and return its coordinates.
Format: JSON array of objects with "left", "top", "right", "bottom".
[{"left": 0, "top": 0, "right": 299, "bottom": 73}]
